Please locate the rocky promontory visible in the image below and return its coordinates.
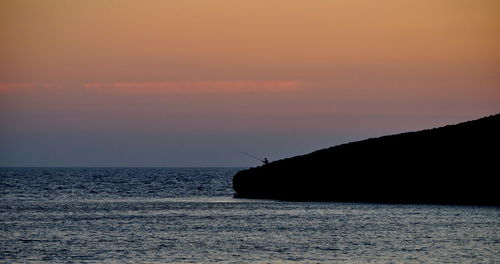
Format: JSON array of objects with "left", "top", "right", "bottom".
[{"left": 233, "top": 114, "right": 500, "bottom": 205}]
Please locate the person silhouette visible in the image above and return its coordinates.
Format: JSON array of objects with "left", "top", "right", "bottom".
[{"left": 263, "top": 158, "right": 269, "bottom": 164}]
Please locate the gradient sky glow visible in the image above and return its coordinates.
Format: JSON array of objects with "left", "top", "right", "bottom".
[{"left": 1, "top": 0, "right": 499, "bottom": 166}]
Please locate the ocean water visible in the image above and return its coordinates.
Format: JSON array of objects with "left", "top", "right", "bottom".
[{"left": 1, "top": 167, "right": 498, "bottom": 263}]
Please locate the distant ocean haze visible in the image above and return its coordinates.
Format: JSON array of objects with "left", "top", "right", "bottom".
[{"left": 1, "top": 80, "right": 495, "bottom": 166}]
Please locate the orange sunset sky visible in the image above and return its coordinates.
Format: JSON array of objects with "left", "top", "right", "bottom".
[{"left": 1, "top": 0, "right": 499, "bottom": 166}]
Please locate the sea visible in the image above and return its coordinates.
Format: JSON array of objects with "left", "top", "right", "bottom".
[{"left": 1, "top": 167, "right": 498, "bottom": 263}]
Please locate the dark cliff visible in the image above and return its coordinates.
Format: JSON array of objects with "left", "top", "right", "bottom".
[{"left": 233, "top": 114, "right": 500, "bottom": 205}]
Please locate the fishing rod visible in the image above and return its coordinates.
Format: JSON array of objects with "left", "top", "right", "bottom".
[{"left": 240, "top": 152, "right": 269, "bottom": 164}]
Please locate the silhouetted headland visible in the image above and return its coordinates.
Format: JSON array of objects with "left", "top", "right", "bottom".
[{"left": 233, "top": 114, "right": 500, "bottom": 205}]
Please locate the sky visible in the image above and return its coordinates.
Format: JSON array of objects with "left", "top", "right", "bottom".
[{"left": 1, "top": 0, "right": 499, "bottom": 167}]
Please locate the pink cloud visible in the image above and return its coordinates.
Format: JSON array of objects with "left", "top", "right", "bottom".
[
  {"left": 0, "top": 81, "right": 301, "bottom": 95},
  {"left": 0, "top": 83, "right": 37, "bottom": 93},
  {"left": 83, "top": 81, "right": 301, "bottom": 94}
]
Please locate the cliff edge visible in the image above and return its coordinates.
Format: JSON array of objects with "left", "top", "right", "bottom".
[{"left": 233, "top": 114, "right": 500, "bottom": 205}]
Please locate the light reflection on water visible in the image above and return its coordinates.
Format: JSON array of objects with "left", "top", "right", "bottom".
[{"left": 1, "top": 168, "right": 499, "bottom": 263}]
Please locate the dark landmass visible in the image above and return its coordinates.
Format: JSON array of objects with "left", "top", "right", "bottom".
[{"left": 233, "top": 114, "right": 500, "bottom": 205}]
